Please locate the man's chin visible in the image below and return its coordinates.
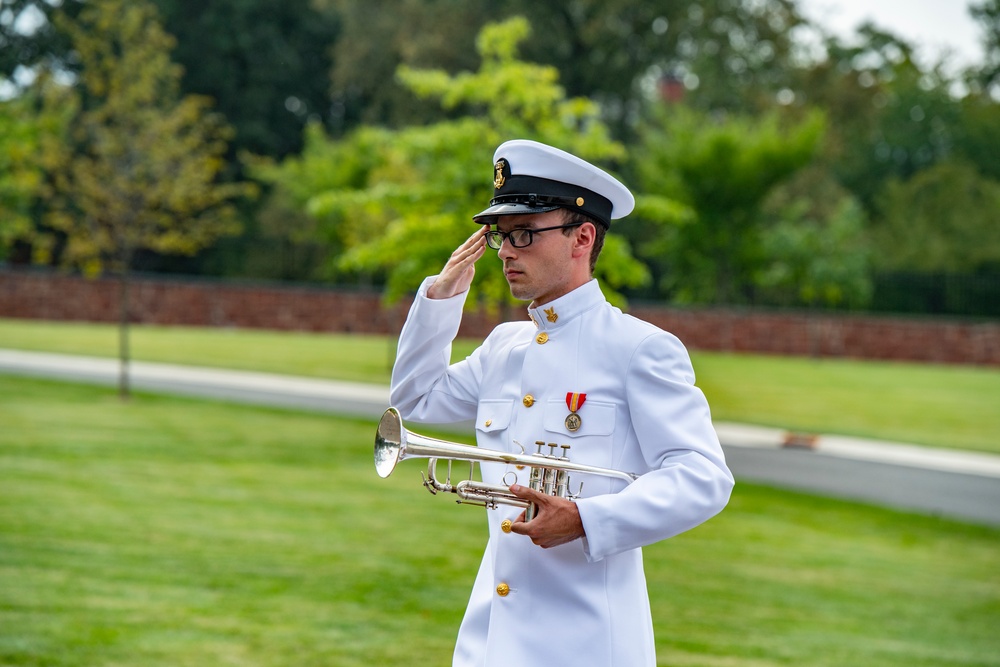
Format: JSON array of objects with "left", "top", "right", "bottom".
[{"left": 506, "top": 282, "right": 533, "bottom": 302}]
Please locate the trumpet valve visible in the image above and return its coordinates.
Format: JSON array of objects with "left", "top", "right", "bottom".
[
  {"left": 542, "top": 468, "right": 557, "bottom": 496},
  {"left": 555, "top": 470, "right": 570, "bottom": 498}
]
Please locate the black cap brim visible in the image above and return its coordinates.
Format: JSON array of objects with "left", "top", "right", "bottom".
[{"left": 472, "top": 202, "right": 561, "bottom": 225}]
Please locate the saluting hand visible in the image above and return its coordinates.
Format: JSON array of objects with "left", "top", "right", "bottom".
[
  {"left": 507, "top": 484, "right": 586, "bottom": 549},
  {"left": 426, "top": 225, "right": 490, "bottom": 300}
]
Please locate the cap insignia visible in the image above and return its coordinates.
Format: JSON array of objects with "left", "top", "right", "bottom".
[
  {"left": 544, "top": 307, "right": 558, "bottom": 323},
  {"left": 576, "top": 197, "right": 584, "bottom": 206},
  {"left": 494, "top": 160, "right": 506, "bottom": 189}
]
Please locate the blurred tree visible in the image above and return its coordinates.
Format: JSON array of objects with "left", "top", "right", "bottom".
[
  {"left": 318, "top": 0, "right": 488, "bottom": 131},
  {"left": 957, "top": 1, "right": 1000, "bottom": 189},
  {"left": 873, "top": 161, "right": 1000, "bottom": 273},
  {"left": 2, "top": 0, "right": 339, "bottom": 159},
  {"left": 0, "top": 86, "right": 69, "bottom": 260},
  {"left": 970, "top": 0, "right": 1000, "bottom": 96},
  {"left": 39, "top": 0, "right": 252, "bottom": 397},
  {"left": 252, "top": 17, "right": 659, "bottom": 308},
  {"left": 793, "top": 25, "right": 954, "bottom": 211},
  {"left": 6, "top": 0, "right": 809, "bottom": 138},
  {"left": 150, "top": 0, "right": 340, "bottom": 159},
  {"left": 242, "top": 120, "right": 375, "bottom": 284},
  {"left": 955, "top": 94, "right": 1000, "bottom": 182},
  {"left": 140, "top": 0, "right": 340, "bottom": 279},
  {"left": 629, "top": 105, "right": 825, "bottom": 304},
  {"left": 755, "top": 167, "right": 872, "bottom": 309},
  {"left": 318, "top": 0, "right": 809, "bottom": 136},
  {"left": 1, "top": 0, "right": 338, "bottom": 281},
  {"left": 0, "top": 0, "right": 83, "bottom": 90},
  {"left": 794, "top": 20, "right": 1000, "bottom": 283},
  {"left": 646, "top": 0, "right": 806, "bottom": 114}
]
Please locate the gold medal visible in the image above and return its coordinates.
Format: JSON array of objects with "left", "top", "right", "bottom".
[
  {"left": 565, "top": 392, "right": 587, "bottom": 432},
  {"left": 565, "top": 412, "right": 582, "bottom": 431}
]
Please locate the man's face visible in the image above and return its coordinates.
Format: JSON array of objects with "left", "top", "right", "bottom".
[{"left": 495, "top": 210, "right": 577, "bottom": 307}]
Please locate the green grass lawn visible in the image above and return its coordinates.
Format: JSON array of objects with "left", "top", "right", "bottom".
[
  {"left": 2, "top": 317, "right": 999, "bottom": 454},
  {"left": 1, "top": 375, "right": 998, "bottom": 666}
]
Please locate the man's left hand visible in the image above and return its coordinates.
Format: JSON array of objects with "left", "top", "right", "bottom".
[{"left": 507, "top": 484, "right": 586, "bottom": 548}]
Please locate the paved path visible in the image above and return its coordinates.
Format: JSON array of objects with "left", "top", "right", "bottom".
[{"left": 2, "top": 349, "right": 999, "bottom": 527}]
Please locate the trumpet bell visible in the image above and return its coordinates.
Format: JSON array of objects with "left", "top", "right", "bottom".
[{"left": 374, "top": 407, "right": 404, "bottom": 478}]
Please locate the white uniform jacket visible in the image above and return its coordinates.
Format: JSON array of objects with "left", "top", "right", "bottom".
[{"left": 390, "top": 277, "right": 734, "bottom": 667}]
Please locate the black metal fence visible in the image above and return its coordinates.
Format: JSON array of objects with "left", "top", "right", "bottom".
[{"left": 869, "top": 272, "right": 1000, "bottom": 318}]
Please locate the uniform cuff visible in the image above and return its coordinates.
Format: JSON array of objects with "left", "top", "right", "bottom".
[{"left": 575, "top": 498, "right": 606, "bottom": 562}]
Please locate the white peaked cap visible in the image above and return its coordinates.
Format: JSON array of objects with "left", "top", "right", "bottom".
[{"left": 473, "top": 139, "right": 635, "bottom": 227}]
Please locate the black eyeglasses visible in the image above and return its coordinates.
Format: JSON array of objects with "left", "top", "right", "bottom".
[{"left": 484, "top": 223, "right": 583, "bottom": 250}]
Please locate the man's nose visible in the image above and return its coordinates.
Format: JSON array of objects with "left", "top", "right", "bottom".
[{"left": 497, "top": 236, "right": 517, "bottom": 259}]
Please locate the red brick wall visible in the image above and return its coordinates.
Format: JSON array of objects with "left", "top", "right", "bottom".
[
  {"left": 2, "top": 269, "right": 998, "bottom": 365},
  {"left": 629, "top": 307, "right": 1000, "bottom": 365}
]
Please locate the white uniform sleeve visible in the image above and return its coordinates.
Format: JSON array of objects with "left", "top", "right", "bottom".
[
  {"left": 389, "top": 276, "right": 483, "bottom": 424},
  {"left": 576, "top": 331, "right": 734, "bottom": 562}
]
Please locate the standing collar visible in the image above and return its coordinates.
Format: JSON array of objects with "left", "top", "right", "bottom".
[{"left": 527, "top": 279, "right": 605, "bottom": 331}]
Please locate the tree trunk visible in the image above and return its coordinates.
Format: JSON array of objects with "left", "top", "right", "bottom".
[{"left": 118, "top": 267, "right": 131, "bottom": 400}]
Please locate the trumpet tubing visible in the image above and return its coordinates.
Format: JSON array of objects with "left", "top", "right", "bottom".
[{"left": 374, "top": 407, "right": 637, "bottom": 512}]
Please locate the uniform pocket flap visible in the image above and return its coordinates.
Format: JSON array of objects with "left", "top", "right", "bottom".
[
  {"left": 543, "top": 398, "right": 616, "bottom": 437},
  {"left": 475, "top": 399, "right": 514, "bottom": 433}
]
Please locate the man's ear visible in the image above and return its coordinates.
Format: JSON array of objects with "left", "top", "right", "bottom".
[{"left": 571, "top": 222, "right": 596, "bottom": 259}]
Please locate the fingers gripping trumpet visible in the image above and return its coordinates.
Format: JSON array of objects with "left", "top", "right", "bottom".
[{"left": 374, "top": 407, "right": 638, "bottom": 518}]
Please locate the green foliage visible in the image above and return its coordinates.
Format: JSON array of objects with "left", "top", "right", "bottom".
[
  {"left": 0, "top": 1, "right": 83, "bottom": 87},
  {"left": 970, "top": 0, "right": 1000, "bottom": 94},
  {"left": 786, "top": 18, "right": 1000, "bottom": 315},
  {"left": 798, "top": 24, "right": 996, "bottom": 219},
  {"left": 253, "top": 17, "right": 649, "bottom": 307},
  {"left": 755, "top": 167, "right": 873, "bottom": 308},
  {"left": 150, "top": 0, "right": 340, "bottom": 158},
  {"left": 652, "top": 0, "right": 807, "bottom": 114},
  {"left": 631, "top": 105, "right": 825, "bottom": 304},
  {"left": 7, "top": 0, "right": 999, "bottom": 311},
  {"left": 17, "top": 0, "right": 258, "bottom": 398},
  {"left": 319, "top": 0, "right": 810, "bottom": 136},
  {"left": 0, "top": 97, "right": 37, "bottom": 234},
  {"left": 955, "top": 93, "right": 1000, "bottom": 182},
  {"left": 37, "top": 0, "right": 252, "bottom": 275},
  {"left": 874, "top": 161, "right": 1000, "bottom": 272},
  {"left": 320, "top": 0, "right": 490, "bottom": 130},
  {"left": 0, "top": 88, "right": 67, "bottom": 260},
  {"left": 841, "top": 64, "right": 962, "bottom": 211},
  {"left": 240, "top": 122, "right": 389, "bottom": 282},
  {"left": 757, "top": 198, "right": 872, "bottom": 308}
]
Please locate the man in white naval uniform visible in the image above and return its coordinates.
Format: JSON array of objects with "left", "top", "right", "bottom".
[{"left": 389, "top": 139, "right": 734, "bottom": 667}]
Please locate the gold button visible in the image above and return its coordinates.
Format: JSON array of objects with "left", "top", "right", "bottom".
[
  {"left": 536, "top": 332, "right": 549, "bottom": 344},
  {"left": 576, "top": 197, "right": 584, "bottom": 206},
  {"left": 484, "top": 419, "right": 493, "bottom": 427},
  {"left": 501, "top": 519, "right": 513, "bottom": 533},
  {"left": 496, "top": 583, "right": 510, "bottom": 597},
  {"left": 522, "top": 394, "right": 535, "bottom": 408}
]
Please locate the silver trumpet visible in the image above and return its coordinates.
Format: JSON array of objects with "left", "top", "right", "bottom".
[{"left": 374, "top": 407, "right": 638, "bottom": 518}]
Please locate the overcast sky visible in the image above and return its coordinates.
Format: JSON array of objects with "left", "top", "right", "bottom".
[{"left": 798, "top": 0, "right": 987, "bottom": 71}]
